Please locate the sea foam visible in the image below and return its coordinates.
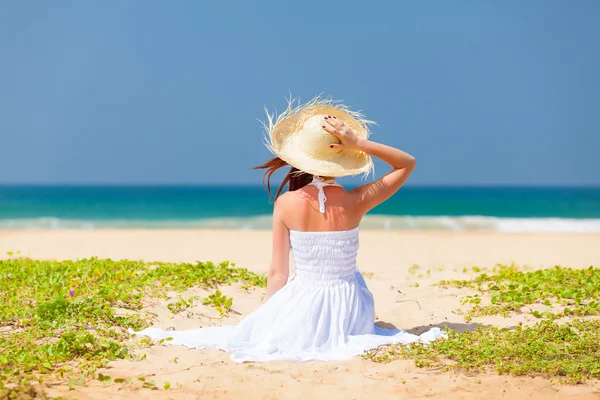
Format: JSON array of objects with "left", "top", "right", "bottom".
[{"left": 1, "top": 215, "right": 599, "bottom": 233}]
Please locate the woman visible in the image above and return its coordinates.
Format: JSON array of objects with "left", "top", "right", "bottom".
[{"left": 131, "top": 97, "right": 445, "bottom": 362}]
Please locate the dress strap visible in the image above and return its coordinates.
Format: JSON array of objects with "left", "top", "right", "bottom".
[{"left": 309, "top": 176, "right": 342, "bottom": 213}]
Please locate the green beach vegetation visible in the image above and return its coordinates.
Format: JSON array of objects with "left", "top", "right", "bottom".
[
  {"left": 438, "top": 264, "right": 600, "bottom": 321},
  {"left": 367, "top": 264, "right": 600, "bottom": 383},
  {"left": 365, "top": 318, "right": 600, "bottom": 384},
  {"left": 2, "top": 257, "right": 599, "bottom": 398},
  {"left": 0, "top": 255, "right": 266, "bottom": 398}
]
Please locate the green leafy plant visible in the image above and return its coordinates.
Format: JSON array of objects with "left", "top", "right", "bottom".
[
  {"left": 408, "top": 264, "right": 420, "bottom": 275},
  {"left": 0, "top": 256, "right": 265, "bottom": 393},
  {"left": 437, "top": 264, "right": 600, "bottom": 319},
  {"left": 368, "top": 264, "right": 600, "bottom": 383},
  {"left": 365, "top": 319, "right": 600, "bottom": 384},
  {"left": 0, "top": 382, "right": 58, "bottom": 399},
  {"left": 167, "top": 296, "right": 200, "bottom": 314},
  {"left": 202, "top": 290, "right": 234, "bottom": 316}
]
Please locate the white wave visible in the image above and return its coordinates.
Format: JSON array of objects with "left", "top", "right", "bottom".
[
  {"left": 1, "top": 215, "right": 599, "bottom": 233},
  {"left": 359, "top": 215, "right": 600, "bottom": 233}
]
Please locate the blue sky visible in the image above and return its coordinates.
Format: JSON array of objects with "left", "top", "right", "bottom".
[{"left": 1, "top": 1, "right": 598, "bottom": 186}]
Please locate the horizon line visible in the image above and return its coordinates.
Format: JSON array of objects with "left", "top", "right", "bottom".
[{"left": 1, "top": 183, "right": 599, "bottom": 189}]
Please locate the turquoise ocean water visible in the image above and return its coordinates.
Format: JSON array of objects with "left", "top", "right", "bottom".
[{"left": 1, "top": 186, "right": 599, "bottom": 232}]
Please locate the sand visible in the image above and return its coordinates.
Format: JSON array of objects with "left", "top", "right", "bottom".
[{"left": 1, "top": 230, "right": 600, "bottom": 399}]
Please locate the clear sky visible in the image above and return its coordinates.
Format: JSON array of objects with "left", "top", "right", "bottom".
[{"left": 1, "top": 1, "right": 598, "bottom": 186}]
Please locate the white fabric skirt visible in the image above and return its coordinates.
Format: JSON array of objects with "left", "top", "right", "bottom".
[{"left": 130, "top": 271, "right": 446, "bottom": 362}]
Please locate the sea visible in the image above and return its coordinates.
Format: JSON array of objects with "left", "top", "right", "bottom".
[{"left": 1, "top": 186, "right": 599, "bottom": 232}]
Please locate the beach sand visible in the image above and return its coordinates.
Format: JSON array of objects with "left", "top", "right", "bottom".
[{"left": 2, "top": 230, "right": 599, "bottom": 399}]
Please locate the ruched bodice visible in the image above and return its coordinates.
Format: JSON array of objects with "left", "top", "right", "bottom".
[{"left": 290, "top": 227, "right": 359, "bottom": 285}]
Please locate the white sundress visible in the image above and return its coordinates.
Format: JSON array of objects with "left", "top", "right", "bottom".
[{"left": 130, "top": 177, "right": 446, "bottom": 362}]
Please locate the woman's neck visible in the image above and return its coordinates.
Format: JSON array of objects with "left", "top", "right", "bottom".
[{"left": 313, "top": 175, "right": 337, "bottom": 184}]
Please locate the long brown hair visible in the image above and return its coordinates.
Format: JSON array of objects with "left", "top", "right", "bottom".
[{"left": 253, "top": 157, "right": 313, "bottom": 200}]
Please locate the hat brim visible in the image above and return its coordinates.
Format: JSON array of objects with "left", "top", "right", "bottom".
[
  {"left": 262, "top": 96, "right": 375, "bottom": 178},
  {"left": 277, "top": 132, "right": 372, "bottom": 177}
]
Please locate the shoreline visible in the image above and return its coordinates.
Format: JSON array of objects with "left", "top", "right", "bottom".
[{"left": 2, "top": 214, "right": 600, "bottom": 233}]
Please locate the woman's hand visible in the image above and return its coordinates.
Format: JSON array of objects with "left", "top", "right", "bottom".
[{"left": 322, "top": 116, "right": 364, "bottom": 151}]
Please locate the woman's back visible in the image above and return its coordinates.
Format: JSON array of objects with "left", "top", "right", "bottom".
[{"left": 278, "top": 181, "right": 362, "bottom": 233}]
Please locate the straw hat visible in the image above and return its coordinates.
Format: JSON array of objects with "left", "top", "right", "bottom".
[{"left": 261, "top": 96, "right": 375, "bottom": 177}]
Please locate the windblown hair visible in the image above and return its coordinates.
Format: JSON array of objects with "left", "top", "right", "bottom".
[{"left": 253, "top": 157, "right": 313, "bottom": 200}]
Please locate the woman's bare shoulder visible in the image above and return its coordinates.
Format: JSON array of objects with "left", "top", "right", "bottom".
[{"left": 272, "top": 190, "right": 298, "bottom": 211}]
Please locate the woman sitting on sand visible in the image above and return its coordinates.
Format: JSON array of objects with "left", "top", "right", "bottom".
[{"left": 132, "top": 96, "right": 445, "bottom": 361}]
